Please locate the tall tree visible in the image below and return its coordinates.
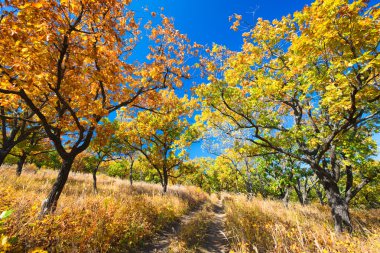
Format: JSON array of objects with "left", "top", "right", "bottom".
[
  {"left": 197, "top": 0, "right": 379, "bottom": 232},
  {"left": 119, "top": 90, "right": 200, "bottom": 192},
  {"left": 0, "top": 1, "right": 178, "bottom": 216},
  {"left": 87, "top": 120, "right": 119, "bottom": 193}
]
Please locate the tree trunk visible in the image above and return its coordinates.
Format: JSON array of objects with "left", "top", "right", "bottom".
[
  {"left": 294, "top": 185, "right": 308, "bottom": 205},
  {"left": 0, "top": 149, "right": 10, "bottom": 166},
  {"left": 245, "top": 171, "right": 253, "bottom": 200},
  {"left": 16, "top": 153, "right": 27, "bottom": 176},
  {"left": 330, "top": 199, "right": 352, "bottom": 233},
  {"left": 39, "top": 158, "right": 74, "bottom": 217},
  {"left": 294, "top": 186, "right": 303, "bottom": 205},
  {"left": 282, "top": 186, "right": 290, "bottom": 208},
  {"left": 315, "top": 184, "right": 326, "bottom": 205},
  {"left": 93, "top": 166, "right": 98, "bottom": 194},
  {"left": 129, "top": 160, "right": 134, "bottom": 186},
  {"left": 129, "top": 169, "right": 133, "bottom": 186},
  {"left": 245, "top": 181, "right": 253, "bottom": 200},
  {"left": 322, "top": 178, "right": 353, "bottom": 233},
  {"left": 301, "top": 191, "right": 308, "bottom": 205},
  {"left": 162, "top": 168, "right": 168, "bottom": 193}
]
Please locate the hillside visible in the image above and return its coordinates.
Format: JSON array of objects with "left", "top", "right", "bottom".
[{"left": 1, "top": 165, "right": 379, "bottom": 252}]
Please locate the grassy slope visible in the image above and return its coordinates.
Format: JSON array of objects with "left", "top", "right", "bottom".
[
  {"left": 0, "top": 165, "right": 208, "bottom": 252},
  {"left": 1, "top": 165, "right": 379, "bottom": 252},
  {"left": 223, "top": 194, "right": 380, "bottom": 253}
]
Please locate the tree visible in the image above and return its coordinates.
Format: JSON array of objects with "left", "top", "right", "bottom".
[
  {"left": 197, "top": 0, "right": 379, "bottom": 233},
  {"left": 88, "top": 120, "right": 118, "bottom": 193},
  {"left": 119, "top": 90, "right": 200, "bottom": 192},
  {"left": 178, "top": 158, "right": 213, "bottom": 191},
  {"left": 0, "top": 96, "right": 40, "bottom": 166},
  {"left": 10, "top": 130, "right": 51, "bottom": 176},
  {"left": 88, "top": 119, "right": 137, "bottom": 191},
  {"left": 0, "top": 1, "right": 177, "bottom": 216},
  {"left": 214, "top": 148, "right": 256, "bottom": 195}
]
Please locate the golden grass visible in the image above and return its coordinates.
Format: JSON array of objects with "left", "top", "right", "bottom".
[
  {"left": 0, "top": 165, "right": 208, "bottom": 252},
  {"left": 223, "top": 194, "right": 380, "bottom": 253}
]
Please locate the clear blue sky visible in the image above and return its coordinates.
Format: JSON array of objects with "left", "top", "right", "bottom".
[{"left": 128, "top": 0, "right": 380, "bottom": 160}]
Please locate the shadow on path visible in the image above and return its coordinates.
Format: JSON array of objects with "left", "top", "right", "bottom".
[
  {"left": 139, "top": 198, "right": 230, "bottom": 253},
  {"left": 139, "top": 205, "right": 204, "bottom": 253},
  {"left": 197, "top": 199, "right": 230, "bottom": 253}
]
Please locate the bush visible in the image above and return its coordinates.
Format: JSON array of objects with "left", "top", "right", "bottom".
[{"left": 105, "top": 161, "right": 129, "bottom": 178}]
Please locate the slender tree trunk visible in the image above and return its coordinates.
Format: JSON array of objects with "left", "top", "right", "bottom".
[
  {"left": 282, "top": 186, "right": 290, "bottom": 208},
  {"left": 16, "top": 153, "right": 27, "bottom": 176},
  {"left": 302, "top": 191, "right": 308, "bottom": 205},
  {"left": 315, "top": 184, "right": 326, "bottom": 205},
  {"left": 294, "top": 184, "right": 308, "bottom": 205},
  {"left": 245, "top": 181, "right": 253, "bottom": 200},
  {"left": 162, "top": 168, "right": 168, "bottom": 193},
  {"left": 129, "top": 160, "right": 134, "bottom": 186},
  {"left": 294, "top": 188, "right": 303, "bottom": 205},
  {"left": 129, "top": 169, "right": 133, "bottom": 186},
  {"left": 93, "top": 166, "right": 99, "bottom": 194},
  {"left": 39, "top": 158, "right": 74, "bottom": 217},
  {"left": 245, "top": 171, "right": 253, "bottom": 199}
]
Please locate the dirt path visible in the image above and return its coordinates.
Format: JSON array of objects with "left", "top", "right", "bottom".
[
  {"left": 140, "top": 205, "right": 204, "bottom": 253},
  {"left": 197, "top": 199, "right": 230, "bottom": 253},
  {"left": 140, "top": 198, "right": 230, "bottom": 253}
]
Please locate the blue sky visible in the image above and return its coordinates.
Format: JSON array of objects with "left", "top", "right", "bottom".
[
  {"left": 131, "top": 0, "right": 313, "bottom": 50},
  {"left": 128, "top": 0, "right": 380, "bottom": 160}
]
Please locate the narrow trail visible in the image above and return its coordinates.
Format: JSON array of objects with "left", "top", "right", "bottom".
[
  {"left": 197, "top": 199, "right": 230, "bottom": 253},
  {"left": 140, "top": 205, "right": 205, "bottom": 253},
  {"left": 140, "top": 197, "right": 230, "bottom": 253}
]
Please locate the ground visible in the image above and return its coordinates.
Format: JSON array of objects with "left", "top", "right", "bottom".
[{"left": 0, "top": 165, "right": 379, "bottom": 252}]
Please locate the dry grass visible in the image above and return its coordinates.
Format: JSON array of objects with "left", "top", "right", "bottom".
[
  {"left": 2, "top": 164, "right": 379, "bottom": 252},
  {"left": 0, "top": 165, "right": 208, "bottom": 252},
  {"left": 223, "top": 194, "right": 380, "bottom": 253}
]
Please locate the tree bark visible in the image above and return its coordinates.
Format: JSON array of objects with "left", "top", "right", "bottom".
[
  {"left": 16, "top": 153, "right": 27, "bottom": 176},
  {"left": 330, "top": 195, "right": 352, "bottom": 233},
  {"left": 245, "top": 170, "right": 253, "bottom": 199},
  {"left": 294, "top": 180, "right": 309, "bottom": 206},
  {"left": 282, "top": 186, "right": 290, "bottom": 208},
  {"left": 93, "top": 166, "right": 98, "bottom": 194},
  {"left": 162, "top": 168, "right": 168, "bottom": 193},
  {"left": 39, "top": 158, "right": 74, "bottom": 217},
  {"left": 315, "top": 184, "right": 326, "bottom": 205},
  {"left": 0, "top": 149, "right": 10, "bottom": 166},
  {"left": 294, "top": 186, "right": 304, "bottom": 205},
  {"left": 129, "top": 159, "right": 134, "bottom": 186},
  {"left": 322, "top": 177, "right": 353, "bottom": 233}
]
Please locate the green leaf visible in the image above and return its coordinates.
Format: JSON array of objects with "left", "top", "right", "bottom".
[{"left": 0, "top": 210, "right": 13, "bottom": 220}]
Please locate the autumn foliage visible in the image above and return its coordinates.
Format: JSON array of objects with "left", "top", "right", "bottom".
[{"left": 0, "top": 0, "right": 379, "bottom": 251}]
